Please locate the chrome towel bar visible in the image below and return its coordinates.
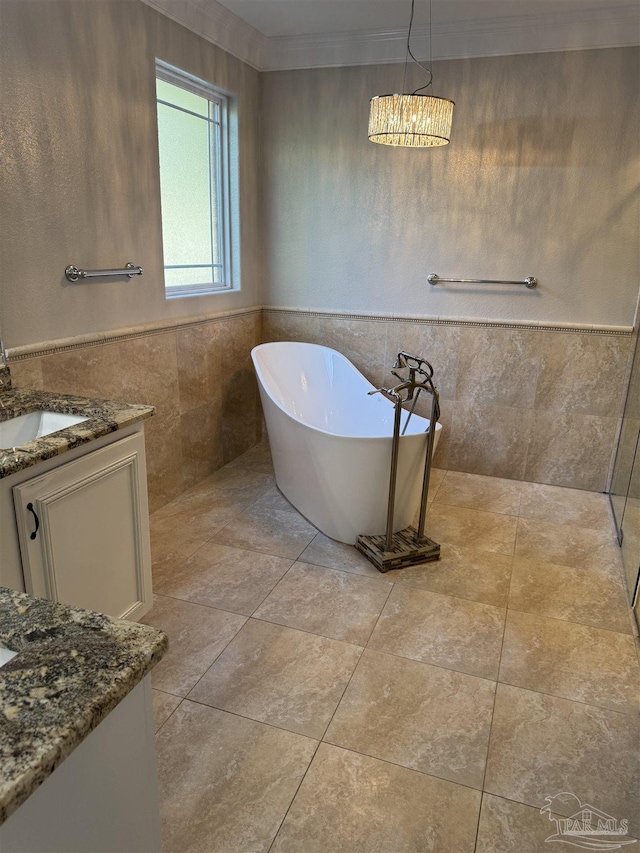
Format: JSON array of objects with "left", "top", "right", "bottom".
[
  {"left": 428, "top": 273, "right": 537, "bottom": 289},
  {"left": 65, "top": 263, "right": 143, "bottom": 282}
]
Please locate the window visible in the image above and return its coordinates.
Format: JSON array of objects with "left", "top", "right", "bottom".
[{"left": 155, "top": 61, "right": 239, "bottom": 298}]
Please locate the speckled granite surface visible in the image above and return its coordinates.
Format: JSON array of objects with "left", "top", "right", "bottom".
[
  {"left": 0, "top": 588, "right": 167, "bottom": 826},
  {"left": 0, "top": 390, "right": 154, "bottom": 479}
]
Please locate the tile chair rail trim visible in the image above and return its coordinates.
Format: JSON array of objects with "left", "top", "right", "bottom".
[
  {"left": 6, "top": 306, "right": 263, "bottom": 362},
  {"left": 263, "top": 307, "right": 635, "bottom": 336},
  {"left": 6, "top": 304, "right": 633, "bottom": 366}
]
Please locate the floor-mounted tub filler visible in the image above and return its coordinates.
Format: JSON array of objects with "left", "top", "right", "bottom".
[{"left": 251, "top": 342, "right": 442, "bottom": 556}]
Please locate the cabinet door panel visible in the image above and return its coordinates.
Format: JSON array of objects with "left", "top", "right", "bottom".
[{"left": 13, "top": 433, "right": 152, "bottom": 620}]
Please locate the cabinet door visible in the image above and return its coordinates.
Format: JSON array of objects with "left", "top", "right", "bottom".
[{"left": 13, "top": 433, "right": 152, "bottom": 621}]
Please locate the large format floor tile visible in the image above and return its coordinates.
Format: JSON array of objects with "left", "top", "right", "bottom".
[
  {"left": 500, "top": 610, "right": 640, "bottom": 714},
  {"left": 271, "top": 744, "right": 481, "bottom": 853},
  {"left": 154, "top": 541, "right": 292, "bottom": 616},
  {"left": 519, "top": 481, "right": 613, "bottom": 531},
  {"left": 325, "top": 649, "right": 496, "bottom": 789},
  {"left": 148, "top": 452, "right": 638, "bottom": 853},
  {"left": 392, "top": 542, "right": 513, "bottom": 608},
  {"left": 225, "top": 441, "right": 275, "bottom": 474},
  {"left": 508, "top": 555, "right": 633, "bottom": 634},
  {"left": 188, "top": 463, "right": 275, "bottom": 505},
  {"left": 211, "top": 493, "right": 317, "bottom": 559},
  {"left": 149, "top": 517, "right": 210, "bottom": 583},
  {"left": 484, "top": 684, "right": 640, "bottom": 838},
  {"left": 189, "top": 618, "right": 362, "bottom": 738},
  {"left": 410, "top": 466, "right": 447, "bottom": 521},
  {"left": 368, "top": 584, "right": 505, "bottom": 679},
  {"left": 299, "top": 532, "right": 382, "bottom": 578},
  {"left": 426, "top": 504, "right": 518, "bottom": 555},
  {"left": 254, "top": 562, "right": 392, "bottom": 645},
  {"left": 150, "top": 489, "right": 237, "bottom": 545},
  {"left": 476, "top": 793, "right": 566, "bottom": 853},
  {"left": 141, "top": 594, "right": 246, "bottom": 696},
  {"left": 434, "top": 471, "right": 522, "bottom": 516},
  {"left": 515, "top": 518, "right": 620, "bottom": 571},
  {"left": 156, "top": 701, "right": 317, "bottom": 853},
  {"left": 152, "top": 689, "right": 181, "bottom": 733}
]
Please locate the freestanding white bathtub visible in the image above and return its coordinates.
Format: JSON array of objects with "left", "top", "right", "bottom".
[{"left": 251, "top": 342, "right": 442, "bottom": 544}]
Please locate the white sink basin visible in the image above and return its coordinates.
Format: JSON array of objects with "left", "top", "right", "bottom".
[
  {"left": 0, "top": 410, "right": 89, "bottom": 450},
  {"left": 0, "top": 645, "right": 18, "bottom": 667}
]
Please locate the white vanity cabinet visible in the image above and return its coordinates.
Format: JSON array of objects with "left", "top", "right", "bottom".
[
  {"left": 0, "top": 425, "right": 153, "bottom": 621},
  {"left": 0, "top": 677, "right": 161, "bottom": 853}
]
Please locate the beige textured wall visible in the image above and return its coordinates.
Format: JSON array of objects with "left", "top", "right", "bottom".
[
  {"left": 261, "top": 48, "right": 639, "bottom": 327},
  {"left": 0, "top": 0, "right": 261, "bottom": 348},
  {"left": 1, "top": 0, "right": 264, "bottom": 511},
  {"left": 263, "top": 310, "right": 632, "bottom": 492},
  {"left": 9, "top": 311, "right": 262, "bottom": 513}
]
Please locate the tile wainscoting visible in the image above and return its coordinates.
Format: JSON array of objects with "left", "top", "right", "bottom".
[
  {"left": 7, "top": 306, "right": 633, "bottom": 513},
  {"left": 7, "top": 309, "right": 262, "bottom": 513},
  {"left": 263, "top": 309, "right": 634, "bottom": 492}
]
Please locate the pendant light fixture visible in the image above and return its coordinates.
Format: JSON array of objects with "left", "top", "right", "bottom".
[{"left": 368, "top": 0, "right": 454, "bottom": 147}]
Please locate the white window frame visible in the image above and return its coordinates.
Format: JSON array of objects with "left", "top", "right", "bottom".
[{"left": 155, "top": 60, "right": 237, "bottom": 299}]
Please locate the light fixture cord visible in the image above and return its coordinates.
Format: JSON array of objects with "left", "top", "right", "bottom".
[{"left": 406, "top": 0, "right": 433, "bottom": 95}]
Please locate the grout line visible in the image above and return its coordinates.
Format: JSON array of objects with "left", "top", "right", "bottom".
[
  {"left": 316, "top": 627, "right": 386, "bottom": 745},
  {"left": 244, "top": 614, "right": 366, "bottom": 654},
  {"left": 248, "top": 612, "right": 369, "bottom": 648},
  {"left": 153, "top": 694, "right": 184, "bottom": 737},
  {"left": 260, "top": 594, "right": 396, "bottom": 848},
  {"left": 359, "top": 627, "right": 498, "bottom": 678},
  {"left": 473, "top": 791, "right": 486, "bottom": 852},
  {"left": 203, "top": 532, "right": 315, "bottom": 563},
  {"left": 150, "top": 591, "right": 255, "bottom": 621},
  {"left": 360, "top": 582, "right": 395, "bottom": 649},
  {"left": 184, "top": 694, "right": 323, "bottom": 743},
  {"left": 493, "top": 676, "right": 639, "bottom": 718},
  {"left": 318, "top": 739, "right": 483, "bottom": 794},
  {"left": 490, "top": 679, "right": 640, "bottom": 720},
  {"left": 505, "top": 604, "right": 639, "bottom": 640},
  {"left": 266, "top": 738, "right": 324, "bottom": 852},
  {"left": 150, "top": 685, "right": 185, "bottom": 699},
  {"left": 432, "top": 496, "right": 521, "bottom": 518},
  {"left": 170, "top": 614, "right": 248, "bottom": 698},
  {"left": 247, "top": 566, "right": 300, "bottom": 619},
  {"left": 390, "top": 571, "right": 511, "bottom": 610},
  {"left": 478, "top": 560, "right": 513, "bottom": 796},
  {"left": 317, "top": 653, "right": 366, "bottom": 742}
]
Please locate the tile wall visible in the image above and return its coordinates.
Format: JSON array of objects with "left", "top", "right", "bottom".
[
  {"left": 263, "top": 309, "right": 633, "bottom": 492},
  {"left": 8, "top": 310, "right": 262, "bottom": 514},
  {"left": 7, "top": 307, "right": 632, "bottom": 514}
]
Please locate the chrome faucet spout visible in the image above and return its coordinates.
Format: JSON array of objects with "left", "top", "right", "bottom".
[{"left": 368, "top": 387, "right": 402, "bottom": 404}]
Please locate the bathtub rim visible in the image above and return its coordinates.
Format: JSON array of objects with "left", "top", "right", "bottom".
[{"left": 252, "top": 341, "right": 442, "bottom": 442}]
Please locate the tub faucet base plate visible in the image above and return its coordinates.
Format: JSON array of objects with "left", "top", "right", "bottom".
[{"left": 356, "top": 526, "right": 440, "bottom": 573}]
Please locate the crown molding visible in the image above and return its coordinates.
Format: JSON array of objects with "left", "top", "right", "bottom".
[
  {"left": 142, "top": 0, "right": 639, "bottom": 71},
  {"left": 141, "top": 0, "right": 267, "bottom": 69},
  {"left": 263, "top": 4, "right": 640, "bottom": 70}
]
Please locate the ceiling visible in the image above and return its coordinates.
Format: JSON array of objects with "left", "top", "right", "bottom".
[
  {"left": 142, "top": 0, "right": 640, "bottom": 69},
  {"left": 216, "top": 0, "right": 632, "bottom": 38}
]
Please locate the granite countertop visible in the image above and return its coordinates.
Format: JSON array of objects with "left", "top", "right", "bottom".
[
  {"left": 0, "top": 588, "right": 167, "bottom": 826},
  {"left": 0, "top": 389, "right": 155, "bottom": 479}
]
